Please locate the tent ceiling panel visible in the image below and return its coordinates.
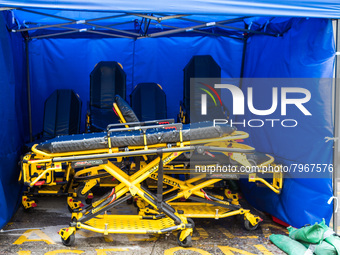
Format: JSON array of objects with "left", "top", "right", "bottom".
[{"left": 0, "top": 0, "right": 340, "bottom": 18}]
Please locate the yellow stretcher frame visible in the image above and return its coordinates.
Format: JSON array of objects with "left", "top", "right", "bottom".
[
  {"left": 20, "top": 120, "right": 283, "bottom": 247},
  {"left": 56, "top": 150, "right": 195, "bottom": 246},
  {"left": 20, "top": 120, "right": 282, "bottom": 209}
]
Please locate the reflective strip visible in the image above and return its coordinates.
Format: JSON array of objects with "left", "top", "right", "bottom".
[
  {"left": 206, "top": 22, "right": 216, "bottom": 26},
  {"left": 324, "top": 229, "right": 335, "bottom": 239},
  {"left": 304, "top": 244, "right": 315, "bottom": 255}
]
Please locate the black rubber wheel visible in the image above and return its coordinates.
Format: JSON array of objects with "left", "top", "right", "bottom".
[
  {"left": 76, "top": 184, "right": 89, "bottom": 198},
  {"left": 85, "top": 198, "right": 93, "bottom": 205},
  {"left": 187, "top": 218, "right": 195, "bottom": 229},
  {"left": 244, "top": 219, "right": 259, "bottom": 231},
  {"left": 22, "top": 205, "right": 32, "bottom": 213},
  {"left": 177, "top": 231, "right": 192, "bottom": 247},
  {"left": 61, "top": 233, "right": 75, "bottom": 246}
]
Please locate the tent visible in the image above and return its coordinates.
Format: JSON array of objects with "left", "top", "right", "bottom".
[{"left": 0, "top": 0, "right": 339, "bottom": 230}]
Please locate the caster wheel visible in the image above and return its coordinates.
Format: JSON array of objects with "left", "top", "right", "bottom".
[
  {"left": 21, "top": 205, "right": 33, "bottom": 213},
  {"left": 22, "top": 206, "right": 32, "bottom": 213},
  {"left": 177, "top": 231, "right": 192, "bottom": 247},
  {"left": 85, "top": 198, "right": 93, "bottom": 205},
  {"left": 187, "top": 218, "right": 195, "bottom": 229},
  {"left": 61, "top": 233, "right": 75, "bottom": 246},
  {"left": 76, "top": 184, "right": 89, "bottom": 198},
  {"left": 244, "top": 219, "right": 259, "bottom": 231}
]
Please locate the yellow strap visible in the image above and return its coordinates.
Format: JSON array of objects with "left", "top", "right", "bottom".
[{"left": 113, "top": 103, "right": 129, "bottom": 128}]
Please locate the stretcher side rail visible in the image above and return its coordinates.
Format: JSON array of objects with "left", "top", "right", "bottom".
[
  {"left": 33, "top": 145, "right": 255, "bottom": 163},
  {"left": 106, "top": 122, "right": 184, "bottom": 151},
  {"left": 106, "top": 118, "right": 175, "bottom": 131},
  {"left": 107, "top": 122, "right": 183, "bottom": 134},
  {"left": 27, "top": 130, "right": 250, "bottom": 159}
]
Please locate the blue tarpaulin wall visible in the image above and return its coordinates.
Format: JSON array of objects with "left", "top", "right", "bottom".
[
  {"left": 0, "top": 0, "right": 337, "bottom": 229},
  {"left": 240, "top": 18, "right": 335, "bottom": 227},
  {"left": 0, "top": 14, "right": 27, "bottom": 229},
  {"left": 28, "top": 36, "right": 243, "bottom": 135}
]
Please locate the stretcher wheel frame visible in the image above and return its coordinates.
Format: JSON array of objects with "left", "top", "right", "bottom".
[
  {"left": 59, "top": 227, "right": 76, "bottom": 246},
  {"left": 177, "top": 231, "right": 192, "bottom": 247},
  {"left": 61, "top": 232, "right": 75, "bottom": 246},
  {"left": 244, "top": 219, "right": 259, "bottom": 231},
  {"left": 76, "top": 183, "right": 90, "bottom": 198},
  {"left": 243, "top": 212, "right": 262, "bottom": 231}
]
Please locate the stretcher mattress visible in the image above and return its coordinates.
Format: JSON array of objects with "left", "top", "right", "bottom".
[{"left": 36, "top": 122, "right": 236, "bottom": 153}]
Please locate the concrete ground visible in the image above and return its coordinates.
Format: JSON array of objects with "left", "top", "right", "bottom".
[{"left": 0, "top": 194, "right": 289, "bottom": 255}]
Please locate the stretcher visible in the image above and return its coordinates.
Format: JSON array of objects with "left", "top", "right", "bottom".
[
  {"left": 111, "top": 95, "right": 282, "bottom": 228},
  {"left": 20, "top": 117, "right": 282, "bottom": 246}
]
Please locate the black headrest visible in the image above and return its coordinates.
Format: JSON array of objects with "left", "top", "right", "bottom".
[{"left": 114, "top": 95, "right": 139, "bottom": 123}]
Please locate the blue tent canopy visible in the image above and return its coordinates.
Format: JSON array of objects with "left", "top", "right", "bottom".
[
  {"left": 0, "top": 0, "right": 338, "bottom": 230},
  {"left": 1, "top": 0, "right": 340, "bottom": 17}
]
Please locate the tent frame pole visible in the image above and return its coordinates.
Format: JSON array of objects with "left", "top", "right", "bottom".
[
  {"left": 147, "top": 18, "right": 240, "bottom": 38},
  {"left": 333, "top": 19, "right": 340, "bottom": 233},
  {"left": 239, "top": 25, "right": 249, "bottom": 89},
  {"left": 148, "top": 21, "right": 244, "bottom": 40},
  {"left": 25, "top": 38, "right": 32, "bottom": 142},
  {"left": 12, "top": 10, "right": 280, "bottom": 39}
]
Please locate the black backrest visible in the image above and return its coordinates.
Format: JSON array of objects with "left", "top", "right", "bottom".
[
  {"left": 183, "top": 55, "right": 221, "bottom": 112},
  {"left": 90, "top": 61, "right": 126, "bottom": 109},
  {"left": 130, "top": 83, "right": 167, "bottom": 121},
  {"left": 115, "top": 95, "right": 139, "bottom": 123},
  {"left": 43, "top": 89, "right": 82, "bottom": 139}
]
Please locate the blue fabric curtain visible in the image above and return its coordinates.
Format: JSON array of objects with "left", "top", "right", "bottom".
[
  {"left": 240, "top": 18, "right": 335, "bottom": 227},
  {"left": 0, "top": 13, "right": 27, "bottom": 228},
  {"left": 28, "top": 36, "right": 243, "bottom": 134}
]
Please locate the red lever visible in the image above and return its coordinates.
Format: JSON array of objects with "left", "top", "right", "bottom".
[{"left": 34, "top": 181, "right": 45, "bottom": 186}]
